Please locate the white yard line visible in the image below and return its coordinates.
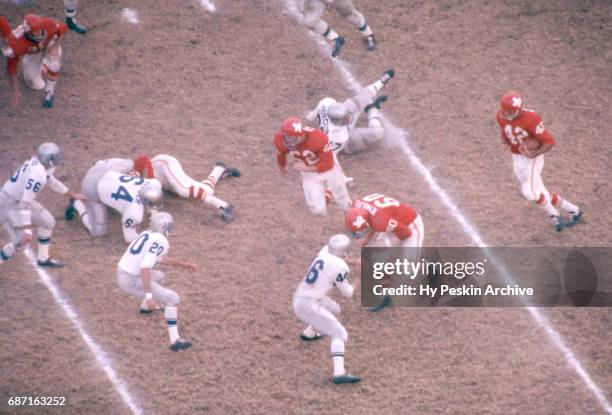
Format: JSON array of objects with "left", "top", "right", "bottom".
[
  {"left": 121, "top": 8, "right": 139, "bottom": 25},
  {"left": 200, "top": 0, "right": 217, "bottom": 14},
  {"left": 23, "top": 248, "right": 144, "bottom": 415},
  {"left": 281, "top": 1, "right": 612, "bottom": 413}
]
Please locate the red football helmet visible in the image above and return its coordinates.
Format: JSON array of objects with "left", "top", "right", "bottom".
[
  {"left": 345, "top": 208, "right": 370, "bottom": 237},
  {"left": 500, "top": 91, "right": 523, "bottom": 120},
  {"left": 281, "top": 117, "right": 306, "bottom": 149},
  {"left": 133, "top": 154, "right": 155, "bottom": 179},
  {"left": 23, "top": 14, "right": 46, "bottom": 43}
]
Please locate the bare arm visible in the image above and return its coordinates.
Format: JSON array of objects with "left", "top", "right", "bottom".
[
  {"left": 160, "top": 256, "right": 197, "bottom": 273},
  {"left": 140, "top": 267, "right": 158, "bottom": 310}
]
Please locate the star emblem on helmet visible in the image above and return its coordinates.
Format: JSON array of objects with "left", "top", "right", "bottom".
[
  {"left": 353, "top": 215, "right": 366, "bottom": 229},
  {"left": 292, "top": 122, "right": 303, "bottom": 133},
  {"left": 512, "top": 96, "right": 522, "bottom": 108}
]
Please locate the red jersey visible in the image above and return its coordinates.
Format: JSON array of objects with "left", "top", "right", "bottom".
[
  {"left": 2, "top": 18, "right": 67, "bottom": 76},
  {"left": 353, "top": 193, "right": 418, "bottom": 240},
  {"left": 496, "top": 109, "right": 555, "bottom": 155},
  {"left": 273, "top": 127, "right": 334, "bottom": 174}
]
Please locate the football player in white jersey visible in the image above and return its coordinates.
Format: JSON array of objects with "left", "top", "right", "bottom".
[
  {"left": 69, "top": 166, "right": 162, "bottom": 243},
  {"left": 305, "top": 69, "right": 394, "bottom": 154},
  {"left": 292, "top": 234, "right": 361, "bottom": 384},
  {"left": 117, "top": 212, "right": 197, "bottom": 351},
  {"left": 0, "top": 143, "right": 85, "bottom": 268}
]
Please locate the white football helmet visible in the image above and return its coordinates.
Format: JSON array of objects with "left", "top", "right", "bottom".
[
  {"left": 139, "top": 181, "right": 163, "bottom": 209},
  {"left": 328, "top": 234, "right": 352, "bottom": 257},
  {"left": 150, "top": 211, "right": 174, "bottom": 236},
  {"left": 37, "top": 142, "right": 62, "bottom": 168}
]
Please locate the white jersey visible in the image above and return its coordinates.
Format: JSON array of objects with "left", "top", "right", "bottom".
[
  {"left": 97, "top": 171, "right": 152, "bottom": 241},
  {"left": 118, "top": 230, "right": 169, "bottom": 275},
  {"left": 311, "top": 97, "right": 351, "bottom": 153},
  {"left": 95, "top": 158, "right": 134, "bottom": 175},
  {"left": 2, "top": 156, "right": 68, "bottom": 205},
  {"left": 294, "top": 245, "right": 354, "bottom": 300}
]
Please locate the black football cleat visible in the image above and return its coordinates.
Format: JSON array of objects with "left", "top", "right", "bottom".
[
  {"left": 66, "top": 17, "right": 87, "bottom": 34},
  {"left": 37, "top": 258, "right": 65, "bottom": 268},
  {"left": 300, "top": 333, "right": 324, "bottom": 342},
  {"left": 368, "top": 295, "right": 392, "bottom": 312},
  {"left": 363, "top": 34, "right": 376, "bottom": 51},
  {"left": 170, "top": 338, "right": 192, "bottom": 352},
  {"left": 380, "top": 69, "right": 395, "bottom": 84},
  {"left": 364, "top": 95, "right": 388, "bottom": 113},
  {"left": 331, "top": 36, "right": 345, "bottom": 57},
  {"left": 65, "top": 199, "right": 76, "bottom": 222},
  {"left": 332, "top": 374, "right": 361, "bottom": 384},
  {"left": 42, "top": 92, "right": 54, "bottom": 109},
  {"left": 219, "top": 204, "right": 235, "bottom": 223},
  {"left": 566, "top": 211, "right": 583, "bottom": 228}
]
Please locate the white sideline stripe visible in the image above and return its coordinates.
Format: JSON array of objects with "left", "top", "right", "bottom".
[
  {"left": 200, "top": 0, "right": 217, "bottom": 14},
  {"left": 23, "top": 248, "right": 143, "bottom": 415},
  {"left": 121, "top": 8, "right": 139, "bottom": 25},
  {"left": 281, "top": 1, "right": 612, "bottom": 413}
]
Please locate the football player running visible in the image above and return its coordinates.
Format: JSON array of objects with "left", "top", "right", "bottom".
[
  {"left": 496, "top": 91, "right": 581, "bottom": 232},
  {"left": 293, "top": 234, "right": 361, "bottom": 384},
  {"left": 117, "top": 212, "right": 197, "bottom": 351}
]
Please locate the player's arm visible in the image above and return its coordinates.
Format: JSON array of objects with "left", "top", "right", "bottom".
[
  {"left": 392, "top": 221, "right": 412, "bottom": 240},
  {"left": 334, "top": 268, "right": 355, "bottom": 298},
  {"left": 273, "top": 132, "right": 289, "bottom": 175},
  {"left": 6, "top": 54, "right": 21, "bottom": 109},
  {"left": 122, "top": 214, "right": 140, "bottom": 243},
  {"left": 304, "top": 108, "right": 318, "bottom": 125},
  {"left": 159, "top": 256, "right": 197, "bottom": 272},
  {"left": 524, "top": 117, "right": 556, "bottom": 158},
  {"left": 46, "top": 171, "right": 86, "bottom": 200},
  {"left": 358, "top": 227, "right": 376, "bottom": 248},
  {"left": 139, "top": 267, "right": 157, "bottom": 309}
]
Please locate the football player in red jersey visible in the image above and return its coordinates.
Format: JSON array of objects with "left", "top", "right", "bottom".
[
  {"left": 274, "top": 117, "right": 352, "bottom": 215},
  {"left": 496, "top": 91, "right": 582, "bottom": 232},
  {"left": 345, "top": 193, "right": 425, "bottom": 311},
  {"left": 1, "top": 14, "right": 68, "bottom": 109}
]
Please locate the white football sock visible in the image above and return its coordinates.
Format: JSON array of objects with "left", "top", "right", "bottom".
[
  {"left": 331, "top": 338, "right": 346, "bottom": 377},
  {"left": 165, "top": 306, "right": 180, "bottom": 344}
]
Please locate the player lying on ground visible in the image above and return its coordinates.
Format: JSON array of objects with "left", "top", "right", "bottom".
[
  {"left": 132, "top": 154, "right": 240, "bottom": 223},
  {"left": 305, "top": 69, "right": 394, "bottom": 154},
  {"left": 0, "top": 143, "right": 86, "bottom": 268},
  {"left": 496, "top": 91, "right": 582, "bottom": 232},
  {"left": 66, "top": 157, "right": 163, "bottom": 243},
  {"left": 117, "top": 212, "right": 197, "bottom": 351},
  {"left": 302, "top": 0, "right": 377, "bottom": 57},
  {"left": 1, "top": 14, "right": 68, "bottom": 109},
  {"left": 293, "top": 234, "right": 361, "bottom": 384},
  {"left": 345, "top": 193, "right": 425, "bottom": 312},
  {"left": 274, "top": 117, "right": 352, "bottom": 215}
]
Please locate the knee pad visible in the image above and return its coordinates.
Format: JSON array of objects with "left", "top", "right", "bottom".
[{"left": 168, "top": 291, "right": 180, "bottom": 306}]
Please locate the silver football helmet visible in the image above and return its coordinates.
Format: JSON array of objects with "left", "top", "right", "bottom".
[
  {"left": 37, "top": 142, "right": 62, "bottom": 168},
  {"left": 328, "top": 234, "right": 352, "bottom": 257},
  {"left": 328, "top": 103, "right": 351, "bottom": 126},
  {"left": 150, "top": 211, "right": 174, "bottom": 236},
  {"left": 139, "top": 181, "right": 163, "bottom": 209}
]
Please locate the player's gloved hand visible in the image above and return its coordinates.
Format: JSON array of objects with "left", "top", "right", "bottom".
[{"left": 68, "top": 191, "right": 87, "bottom": 201}]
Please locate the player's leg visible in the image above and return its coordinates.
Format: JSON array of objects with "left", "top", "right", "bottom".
[
  {"left": 549, "top": 191, "right": 581, "bottom": 227},
  {"left": 345, "top": 109, "right": 384, "bottom": 154},
  {"left": 332, "top": 0, "right": 375, "bottom": 50},
  {"left": 29, "top": 201, "right": 63, "bottom": 267},
  {"left": 302, "top": 173, "right": 328, "bottom": 215},
  {"left": 303, "top": 0, "right": 345, "bottom": 57},
  {"left": 22, "top": 52, "right": 46, "bottom": 91},
  {"left": 326, "top": 166, "right": 352, "bottom": 212},
  {"left": 64, "top": 0, "right": 87, "bottom": 34},
  {"left": 0, "top": 207, "right": 33, "bottom": 267},
  {"left": 41, "top": 44, "right": 62, "bottom": 108},
  {"left": 342, "top": 69, "right": 394, "bottom": 121}
]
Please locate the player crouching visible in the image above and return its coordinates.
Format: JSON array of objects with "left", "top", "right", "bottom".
[
  {"left": 292, "top": 234, "right": 361, "bottom": 384},
  {"left": 117, "top": 212, "right": 197, "bottom": 351}
]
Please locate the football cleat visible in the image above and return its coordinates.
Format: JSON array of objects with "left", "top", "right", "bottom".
[
  {"left": 300, "top": 333, "right": 324, "bottom": 342},
  {"left": 332, "top": 374, "right": 361, "bottom": 384},
  {"left": 331, "top": 36, "right": 345, "bottom": 58},
  {"left": 216, "top": 162, "right": 241, "bottom": 178},
  {"left": 219, "top": 204, "right": 235, "bottom": 223},
  {"left": 380, "top": 69, "right": 395, "bottom": 84},
  {"left": 37, "top": 258, "right": 65, "bottom": 268},
  {"left": 566, "top": 211, "right": 582, "bottom": 228},
  {"left": 368, "top": 295, "right": 392, "bottom": 312},
  {"left": 364, "top": 95, "right": 387, "bottom": 113},
  {"left": 170, "top": 338, "right": 192, "bottom": 352},
  {"left": 66, "top": 17, "right": 87, "bottom": 34},
  {"left": 42, "top": 92, "right": 54, "bottom": 109},
  {"left": 64, "top": 199, "right": 76, "bottom": 222},
  {"left": 552, "top": 215, "right": 565, "bottom": 233},
  {"left": 363, "top": 34, "right": 376, "bottom": 51}
]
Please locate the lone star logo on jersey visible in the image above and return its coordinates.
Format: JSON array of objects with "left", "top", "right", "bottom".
[
  {"left": 353, "top": 215, "right": 367, "bottom": 229},
  {"left": 512, "top": 96, "right": 522, "bottom": 108},
  {"left": 535, "top": 121, "right": 546, "bottom": 136}
]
